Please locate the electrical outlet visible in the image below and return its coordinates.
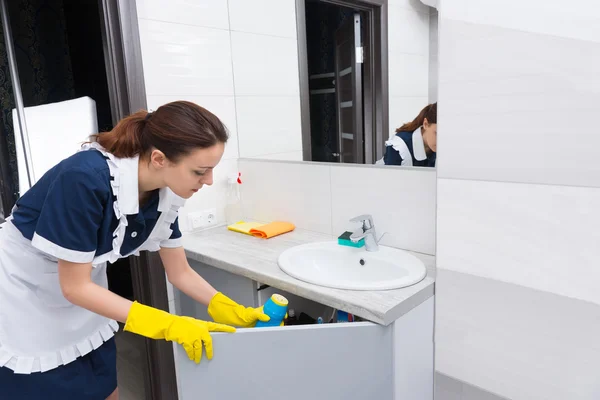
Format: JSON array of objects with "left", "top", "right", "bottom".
[
  {"left": 204, "top": 208, "right": 217, "bottom": 226},
  {"left": 188, "top": 212, "right": 204, "bottom": 230}
]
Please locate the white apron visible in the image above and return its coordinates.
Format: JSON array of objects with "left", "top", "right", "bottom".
[{"left": 0, "top": 142, "right": 185, "bottom": 374}]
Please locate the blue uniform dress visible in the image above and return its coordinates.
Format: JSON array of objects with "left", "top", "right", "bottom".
[
  {"left": 0, "top": 142, "right": 184, "bottom": 399},
  {"left": 383, "top": 129, "right": 436, "bottom": 167}
]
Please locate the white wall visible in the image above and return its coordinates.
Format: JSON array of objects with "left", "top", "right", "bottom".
[
  {"left": 435, "top": 0, "right": 600, "bottom": 399},
  {"left": 388, "top": 0, "right": 433, "bottom": 133},
  {"left": 239, "top": 159, "right": 436, "bottom": 255}
]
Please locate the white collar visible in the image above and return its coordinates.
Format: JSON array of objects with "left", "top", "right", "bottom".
[
  {"left": 115, "top": 155, "right": 171, "bottom": 215},
  {"left": 412, "top": 127, "right": 428, "bottom": 161}
]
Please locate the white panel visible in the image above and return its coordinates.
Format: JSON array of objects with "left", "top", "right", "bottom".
[
  {"left": 437, "top": 178, "right": 600, "bottom": 305},
  {"left": 330, "top": 166, "right": 436, "bottom": 255},
  {"left": 388, "top": 5, "right": 430, "bottom": 56},
  {"left": 435, "top": 269, "right": 600, "bottom": 400},
  {"left": 174, "top": 323, "right": 393, "bottom": 400},
  {"left": 230, "top": 31, "right": 300, "bottom": 96},
  {"left": 146, "top": 95, "right": 239, "bottom": 160},
  {"left": 177, "top": 159, "right": 239, "bottom": 232},
  {"left": 13, "top": 97, "right": 97, "bottom": 195},
  {"left": 236, "top": 96, "right": 302, "bottom": 158},
  {"left": 436, "top": 19, "right": 600, "bottom": 187},
  {"left": 443, "top": 0, "right": 600, "bottom": 43},
  {"left": 138, "top": 20, "right": 234, "bottom": 96},
  {"left": 388, "top": 53, "right": 429, "bottom": 98},
  {"left": 136, "top": 0, "right": 229, "bottom": 30},
  {"left": 393, "top": 297, "right": 434, "bottom": 400},
  {"left": 228, "top": 0, "right": 297, "bottom": 38},
  {"left": 238, "top": 160, "right": 332, "bottom": 234}
]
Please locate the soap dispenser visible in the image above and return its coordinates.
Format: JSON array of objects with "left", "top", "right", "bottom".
[{"left": 225, "top": 172, "right": 242, "bottom": 225}]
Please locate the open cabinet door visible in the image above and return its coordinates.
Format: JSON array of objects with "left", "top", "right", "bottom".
[
  {"left": 334, "top": 12, "right": 364, "bottom": 164},
  {"left": 174, "top": 323, "right": 393, "bottom": 400}
]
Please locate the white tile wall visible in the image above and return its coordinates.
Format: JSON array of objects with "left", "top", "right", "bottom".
[
  {"left": 137, "top": 0, "right": 229, "bottom": 30},
  {"left": 138, "top": 20, "right": 234, "bottom": 96},
  {"left": 388, "top": 0, "right": 431, "bottom": 14},
  {"left": 442, "top": 0, "right": 600, "bottom": 42},
  {"left": 240, "top": 159, "right": 437, "bottom": 255},
  {"left": 238, "top": 160, "right": 333, "bottom": 234},
  {"left": 235, "top": 96, "right": 302, "bottom": 158},
  {"left": 438, "top": 178, "right": 600, "bottom": 306},
  {"left": 435, "top": 269, "right": 600, "bottom": 400},
  {"left": 146, "top": 95, "right": 239, "bottom": 160},
  {"left": 249, "top": 151, "right": 303, "bottom": 161},
  {"left": 330, "top": 165, "right": 436, "bottom": 255},
  {"left": 436, "top": 19, "right": 600, "bottom": 187},
  {"left": 230, "top": 32, "right": 300, "bottom": 97},
  {"left": 388, "top": 5, "right": 430, "bottom": 55},
  {"left": 228, "top": 0, "right": 297, "bottom": 38}
]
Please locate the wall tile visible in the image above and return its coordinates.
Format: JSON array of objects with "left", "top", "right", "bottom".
[
  {"left": 230, "top": 31, "right": 300, "bottom": 96},
  {"left": 136, "top": 0, "right": 229, "bottom": 30},
  {"left": 330, "top": 165, "right": 436, "bottom": 255},
  {"left": 388, "top": 5, "right": 430, "bottom": 56},
  {"left": 238, "top": 160, "right": 332, "bottom": 234},
  {"left": 442, "top": 0, "right": 600, "bottom": 42},
  {"left": 228, "top": 0, "right": 297, "bottom": 38},
  {"left": 436, "top": 19, "right": 600, "bottom": 187},
  {"left": 139, "top": 20, "right": 234, "bottom": 96},
  {"left": 236, "top": 96, "right": 302, "bottom": 158},
  {"left": 435, "top": 269, "right": 600, "bottom": 400},
  {"left": 437, "top": 178, "right": 600, "bottom": 305}
]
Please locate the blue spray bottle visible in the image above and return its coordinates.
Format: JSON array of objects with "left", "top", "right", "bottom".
[{"left": 255, "top": 294, "right": 289, "bottom": 327}]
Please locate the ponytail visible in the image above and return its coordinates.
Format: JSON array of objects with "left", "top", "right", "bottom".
[
  {"left": 90, "top": 101, "right": 229, "bottom": 161},
  {"left": 92, "top": 110, "right": 148, "bottom": 158},
  {"left": 395, "top": 102, "right": 437, "bottom": 133}
]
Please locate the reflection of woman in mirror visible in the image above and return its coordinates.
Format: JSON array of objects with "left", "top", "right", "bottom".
[{"left": 383, "top": 103, "right": 437, "bottom": 167}]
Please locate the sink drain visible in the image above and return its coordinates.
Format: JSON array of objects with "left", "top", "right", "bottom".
[{"left": 359, "top": 258, "right": 366, "bottom": 266}]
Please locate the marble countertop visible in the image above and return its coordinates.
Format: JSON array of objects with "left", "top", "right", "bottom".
[{"left": 182, "top": 226, "right": 435, "bottom": 326}]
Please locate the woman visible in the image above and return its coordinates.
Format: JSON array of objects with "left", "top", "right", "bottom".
[
  {"left": 0, "top": 101, "right": 269, "bottom": 399},
  {"left": 383, "top": 102, "right": 437, "bottom": 167}
]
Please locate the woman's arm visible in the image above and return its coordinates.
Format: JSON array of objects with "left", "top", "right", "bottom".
[
  {"left": 159, "top": 246, "right": 218, "bottom": 306},
  {"left": 58, "top": 260, "right": 133, "bottom": 322}
]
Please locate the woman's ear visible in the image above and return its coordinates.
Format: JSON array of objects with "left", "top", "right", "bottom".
[
  {"left": 150, "top": 149, "right": 167, "bottom": 169},
  {"left": 423, "top": 117, "right": 429, "bottom": 128}
]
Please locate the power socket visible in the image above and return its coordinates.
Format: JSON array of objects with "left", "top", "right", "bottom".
[
  {"left": 188, "top": 211, "right": 205, "bottom": 230},
  {"left": 204, "top": 208, "right": 217, "bottom": 226}
]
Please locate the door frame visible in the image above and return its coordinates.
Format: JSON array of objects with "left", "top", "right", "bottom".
[
  {"left": 296, "top": 0, "right": 389, "bottom": 164},
  {"left": 99, "top": 1, "right": 178, "bottom": 399}
]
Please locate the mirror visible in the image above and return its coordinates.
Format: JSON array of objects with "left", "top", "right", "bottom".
[{"left": 238, "top": 0, "right": 438, "bottom": 168}]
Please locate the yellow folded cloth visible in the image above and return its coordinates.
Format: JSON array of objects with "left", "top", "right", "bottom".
[
  {"left": 249, "top": 221, "right": 295, "bottom": 239},
  {"left": 227, "top": 221, "right": 264, "bottom": 235}
]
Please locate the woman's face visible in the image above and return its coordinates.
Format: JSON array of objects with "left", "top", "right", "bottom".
[
  {"left": 163, "top": 142, "right": 225, "bottom": 199},
  {"left": 422, "top": 119, "right": 437, "bottom": 153}
]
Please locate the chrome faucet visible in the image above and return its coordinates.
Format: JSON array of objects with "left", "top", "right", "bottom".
[{"left": 349, "top": 214, "right": 379, "bottom": 252}]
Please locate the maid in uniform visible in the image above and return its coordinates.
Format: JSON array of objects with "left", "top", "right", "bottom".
[
  {"left": 383, "top": 102, "right": 437, "bottom": 167},
  {"left": 0, "top": 101, "right": 269, "bottom": 399}
]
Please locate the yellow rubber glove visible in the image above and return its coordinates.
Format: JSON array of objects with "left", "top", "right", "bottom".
[
  {"left": 124, "top": 301, "right": 235, "bottom": 363},
  {"left": 207, "top": 292, "right": 270, "bottom": 328}
]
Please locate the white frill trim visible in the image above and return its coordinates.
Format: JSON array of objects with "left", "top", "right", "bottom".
[
  {"left": 78, "top": 143, "right": 185, "bottom": 262},
  {"left": 80, "top": 142, "right": 129, "bottom": 265},
  {"left": 0, "top": 320, "right": 119, "bottom": 374}
]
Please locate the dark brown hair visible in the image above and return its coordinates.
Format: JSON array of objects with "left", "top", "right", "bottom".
[
  {"left": 91, "top": 101, "right": 228, "bottom": 160},
  {"left": 395, "top": 103, "right": 437, "bottom": 133}
]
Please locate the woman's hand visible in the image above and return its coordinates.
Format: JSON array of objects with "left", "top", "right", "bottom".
[
  {"left": 208, "top": 292, "right": 270, "bottom": 328},
  {"left": 124, "top": 301, "right": 235, "bottom": 363}
]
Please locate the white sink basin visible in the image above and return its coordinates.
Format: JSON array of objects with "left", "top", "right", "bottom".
[{"left": 277, "top": 241, "right": 427, "bottom": 291}]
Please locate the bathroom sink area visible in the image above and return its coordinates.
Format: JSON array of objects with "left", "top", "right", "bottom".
[{"left": 277, "top": 241, "right": 427, "bottom": 291}]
